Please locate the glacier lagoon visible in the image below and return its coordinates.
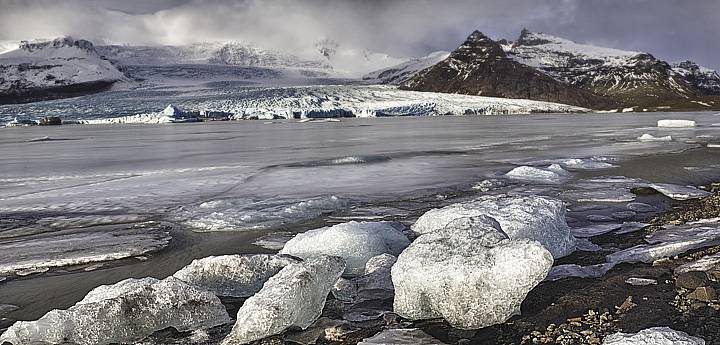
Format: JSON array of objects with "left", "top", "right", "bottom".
[{"left": 1, "top": 109, "right": 720, "bottom": 341}]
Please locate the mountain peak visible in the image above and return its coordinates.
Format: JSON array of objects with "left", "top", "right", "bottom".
[
  {"left": 19, "top": 36, "right": 96, "bottom": 53},
  {"left": 454, "top": 30, "right": 506, "bottom": 62}
]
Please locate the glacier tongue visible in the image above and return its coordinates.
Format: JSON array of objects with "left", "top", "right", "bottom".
[
  {"left": 0, "top": 277, "right": 231, "bottom": 345},
  {"left": 221, "top": 256, "right": 345, "bottom": 345},
  {"left": 280, "top": 221, "right": 410, "bottom": 277},
  {"left": 172, "top": 254, "right": 300, "bottom": 297},
  {"left": 412, "top": 194, "right": 576, "bottom": 258},
  {"left": 393, "top": 215, "right": 553, "bottom": 329}
]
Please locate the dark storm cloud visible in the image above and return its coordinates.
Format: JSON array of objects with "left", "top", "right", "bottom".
[{"left": 0, "top": 0, "right": 717, "bottom": 69}]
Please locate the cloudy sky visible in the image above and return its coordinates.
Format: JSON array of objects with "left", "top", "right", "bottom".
[{"left": 1, "top": 0, "right": 718, "bottom": 69}]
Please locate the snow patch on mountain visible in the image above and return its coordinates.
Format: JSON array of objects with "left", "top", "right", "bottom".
[{"left": 362, "top": 51, "right": 450, "bottom": 85}]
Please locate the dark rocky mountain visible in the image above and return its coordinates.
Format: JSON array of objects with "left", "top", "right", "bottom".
[
  {"left": 507, "top": 29, "right": 700, "bottom": 104},
  {"left": 400, "top": 29, "right": 720, "bottom": 110},
  {"left": 672, "top": 60, "right": 720, "bottom": 95},
  {"left": 401, "top": 31, "right": 612, "bottom": 108}
]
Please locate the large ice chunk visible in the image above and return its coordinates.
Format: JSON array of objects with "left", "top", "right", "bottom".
[
  {"left": 280, "top": 221, "right": 410, "bottom": 276},
  {"left": 393, "top": 216, "right": 553, "bottom": 329},
  {"left": 172, "top": 254, "right": 299, "bottom": 297},
  {"left": 0, "top": 277, "right": 231, "bottom": 345},
  {"left": 603, "top": 327, "right": 704, "bottom": 345},
  {"left": 412, "top": 194, "right": 575, "bottom": 258},
  {"left": 220, "top": 256, "right": 345, "bottom": 345},
  {"left": 657, "top": 119, "right": 696, "bottom": 128}
]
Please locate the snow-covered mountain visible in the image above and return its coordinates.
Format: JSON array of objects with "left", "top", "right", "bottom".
[
  {"left": 0, "top": 37, "right": 131, "bottom": 104},
  {"left": 362, "top": 51, "right": 450, "bottom": 85},
  {"left": 96, "top": 42, "right": 331, "bottom": 70},
  {"left": 401, "top": 31, "right": 609, "bottom": 108},
  {"left": 505, "top": 29, "right": 698, "bottom": 102},
  {"left": 672, "top": 60, "right": 720, "bottom": 95},
  {"left": 398, "top": 29, "right": 719, "bottom": 110}
]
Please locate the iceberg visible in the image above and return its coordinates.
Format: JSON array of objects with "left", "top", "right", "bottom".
[
  {"left": 412, "top": 194, "right": 575, "bottom": 258},
  {"left": 172, "top": 254, "right": 299, "bottom": 297},
  {"left": 603, "top": 327, "right": 704, "bottom": 345},
  {"left": 280, "top": 221, "right": 410, "bottom": 276},
  {"left": 393, "top": 216, "right": 553, "bottom": 329},
  {"left": 0, "top": 277, "right": 231, "bottom": 345},
  {"left": 657, "top": 119, "right": 696, "bottom": 128},
  {"left": 220, "top": 256, "right": 345, "bottom": 345}
]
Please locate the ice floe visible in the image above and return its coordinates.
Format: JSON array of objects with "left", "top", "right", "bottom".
[
  {"left": 280, "top": 221, "right": 410, "bottom": 277},
  {"left": 172, "top": 254, "right": 299, "bottom": 297},
  {"left": 637, "top": 133, "right": 673, "bottom": 142},
  {"left": 657, "top": 119, "right": 696, "bottom": 128},
  {"left": 557, "top": 158, "right": 616, "bottom": 170},
  {"left": 181, "top": 195, "right": 347, "bottom": 232},
  {"left": 545, "top": 263, "right": 616, "bottom": 281},
  {"left": 607, "top": 219, "right": 720, "bottom": 264},
  {"left": 675, "top": 252, "right": 720, "bottom": 274},
  {"left": 504, "top": 165, "right": 569, "bottom": 184},
  {"left": 571, "top": 223, "right": 623, "bottom": 238},
  {"left": 0, "top": 277, "right": 231, "bottom": 345},
  {"left": 603, "top": 327, "right": 705, "bottom": 345},
  {"left": 626, "top": 202, "right": 657, "bottom": 212},
  {"left": 412, "top": 194, "right": 576, "bottom": 258},
  {"left": 625, "top": 277, "right": 657, "bottom": 286},
  {"left": 358, "top": 328, "right": 446, "bottom": 345},
  {"left": 393, "top": 215, "right": 553, "bottom": 329},
  {"left": 0, "top": 225, "right": 171, "bottom": 277},
  {"left": 648, "top": 183, "right": 711, "bottom": 200},
  {"left": 221, "top": 256, "right": 345, "bottom": 345}
]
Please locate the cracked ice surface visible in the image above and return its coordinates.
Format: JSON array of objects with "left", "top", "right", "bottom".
[{"left": 0, "top": 277, "right": 231, "bottom": 345}]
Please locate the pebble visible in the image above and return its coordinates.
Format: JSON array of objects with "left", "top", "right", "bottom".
[
  {"left": 688, "top": 286, "right": 717, "bottom": 302},
  {"left": 676, "top": 271, "right": 710, "bottom": 290}
]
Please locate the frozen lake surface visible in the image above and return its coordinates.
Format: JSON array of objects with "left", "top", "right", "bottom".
[{"left": 1, "top": 111, "right": 720, "bottom": 322}]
